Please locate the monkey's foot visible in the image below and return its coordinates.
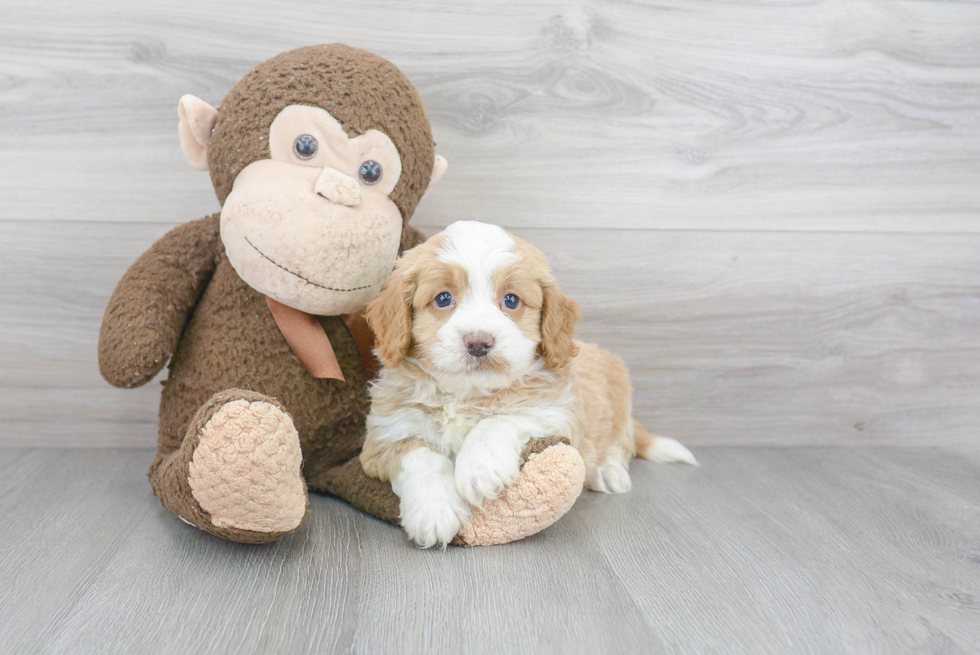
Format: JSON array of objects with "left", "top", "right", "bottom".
[
  {"left": 151, "top": 389, "right": 309, "bottom": 544},
  {"left": 453, "top": 436, "right": 586, "bottom": 547}
]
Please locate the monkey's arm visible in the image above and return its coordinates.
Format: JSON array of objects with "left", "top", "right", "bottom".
[{"left": 98, "top": 214, "right": 222, "bottom": 388}]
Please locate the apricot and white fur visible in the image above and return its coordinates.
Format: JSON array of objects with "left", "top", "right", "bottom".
[{"left": 361, "top": 221, "right": 696, "bottom": 548}]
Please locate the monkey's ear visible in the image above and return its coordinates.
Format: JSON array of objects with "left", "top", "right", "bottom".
[
  {"left": 178, "top": 95, "right": 219, "bottom": 171},
  {"left": 422, "top": 155, "right": 448, "bottom": 199}
]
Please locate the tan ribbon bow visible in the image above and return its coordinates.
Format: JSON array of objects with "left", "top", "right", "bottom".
[{"left": 265, "top": 297, "right": 380, "bottom": 383}]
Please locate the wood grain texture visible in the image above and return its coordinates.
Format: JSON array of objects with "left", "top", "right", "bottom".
[
  {"left": 3, "top": 220, "right": 978, "bottom": 447},
  {"left": 0, "top": 0, "right": 978, "bottom": 231},
  {"left": 0, "top": 447, "right": 978, "bottom": 654},
  {"left": 1, "top": 0, "right": 978, "bottom": 448}
]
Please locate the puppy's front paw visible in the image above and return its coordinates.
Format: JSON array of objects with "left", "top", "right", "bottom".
[
  {"left": 454, "top": 441, "right": 522, "bottom": 508},
  {"left": 399, "top": 480, "right": 471, "bottom": 549},
  {"left": 394, "top": 449, "right": 471, "bottom": 549}
]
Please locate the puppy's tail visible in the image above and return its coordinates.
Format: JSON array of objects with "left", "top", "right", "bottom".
[{"left": 633, "top": 420, "right": 698, "bottom": 466}]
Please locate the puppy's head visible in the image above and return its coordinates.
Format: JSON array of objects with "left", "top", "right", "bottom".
[{"left": 365, "top": 221, "right": 581, "bottom": 391}]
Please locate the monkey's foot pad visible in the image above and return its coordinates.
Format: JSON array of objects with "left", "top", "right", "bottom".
[
  {"left": 456, "top": 443, "right": 586, "bottom": 547},
  {"left": 188, "top": 399, "right": 306, "bottom": 534}
]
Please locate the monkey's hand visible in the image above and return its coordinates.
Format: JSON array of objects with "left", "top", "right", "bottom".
[{"left": 98, "top": 214, "right": 222, "bottom": 388}]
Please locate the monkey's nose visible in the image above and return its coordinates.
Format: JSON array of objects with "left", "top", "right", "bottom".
[
  {"left": 463, "top": 332, "right": 495, "bottom": 358},
  {"left": 314, "top": 167, "right": 361, "bottom": 207}
]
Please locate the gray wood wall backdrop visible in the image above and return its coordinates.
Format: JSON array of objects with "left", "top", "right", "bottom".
[{"left": 1, "top": 0, "right": 978, "bottom": 447}]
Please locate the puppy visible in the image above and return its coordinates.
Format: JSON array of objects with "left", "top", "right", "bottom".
[{"left": 361, "top": 221, "right": 696, "bottom": 548}]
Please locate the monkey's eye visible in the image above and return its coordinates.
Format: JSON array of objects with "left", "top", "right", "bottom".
[
  {"left": 503, "top": 294, "right": 520, "bottom": 310},
  {"left": 358, "top": 160, "right": 383, "bottom": 185},
  {"left": 434, "top": 292, "right": 453, "bottom": 308},
  {"left": 293, "top": 135, "right": 318, "bottom": 160}
]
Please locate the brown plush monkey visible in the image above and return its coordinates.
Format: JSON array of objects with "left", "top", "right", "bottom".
[{"left": 99, "top": 45, "right": 585, "bottom": 545}]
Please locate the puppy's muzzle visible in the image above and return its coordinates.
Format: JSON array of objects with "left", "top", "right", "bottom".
[{"left": 463, "top": 332, "right": 495, "bottom": 359}]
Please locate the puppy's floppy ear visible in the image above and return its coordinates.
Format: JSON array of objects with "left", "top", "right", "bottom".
[
  {"left": 365, "top": 258, "right": 415, "bottom": 369},
  {"left": 540, "top": 279, "right": 581, "bottom": 369}
]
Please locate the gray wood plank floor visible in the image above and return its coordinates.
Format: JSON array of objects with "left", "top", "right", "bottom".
[{"left": 1, "top": 447, "right": 978, "bottom": 654}]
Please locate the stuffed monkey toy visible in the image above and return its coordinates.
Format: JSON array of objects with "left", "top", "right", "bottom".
[{"left": 99, "top": 45, "right": 586, "bottom": 546}]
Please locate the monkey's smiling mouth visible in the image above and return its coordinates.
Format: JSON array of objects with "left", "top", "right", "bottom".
[{"left": 244, "top": 236, "right": 376, "bottom": 293}]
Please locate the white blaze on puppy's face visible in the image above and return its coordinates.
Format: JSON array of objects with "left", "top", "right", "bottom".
[
  {"left": 412, "top": 221, "right": 544, "bottom": 392},
  {"left": 219, "top": 105, "right": 404, "bottom": 315}
]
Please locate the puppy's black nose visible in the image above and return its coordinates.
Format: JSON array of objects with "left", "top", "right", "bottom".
[{"left": 463, "top": 332, "right": 495, "bottom": 358}]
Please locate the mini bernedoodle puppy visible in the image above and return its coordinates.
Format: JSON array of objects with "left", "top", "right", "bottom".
[{"left": 361, "top": 221, "right": 696, "bottom": 548}]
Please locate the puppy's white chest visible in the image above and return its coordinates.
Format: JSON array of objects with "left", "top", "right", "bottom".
[{"left": 434, "top": 402, "right": 481, "bottom": 456}]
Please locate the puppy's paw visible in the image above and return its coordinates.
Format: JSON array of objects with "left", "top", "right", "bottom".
[
  {"left": 400, "top": 491, "right": 470, "bottom": 549},
  {"left": 588, "top": 461, "right": 633, "bottom": 494},
  {"left": 395, "top": 450, "right": 471, "bottom": 549},
  {"left": 456, "top": 442, "right": 586, "bottom": 547},
  {"left": 454, "top": 441, "right": 522, "bottom": 507}
]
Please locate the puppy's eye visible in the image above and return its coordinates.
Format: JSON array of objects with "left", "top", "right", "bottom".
[
  {"left": 503, "top": 294, "right": 520, "bottom": 310},
  {"left": 434, "top": 291, "right": 453, "bottom": 308},
  {"left": 293, "top": 134, "right": 318, "bottom": 160},
  {"left": 358, "top": 160, "right": 383, "bottom": 185}
]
